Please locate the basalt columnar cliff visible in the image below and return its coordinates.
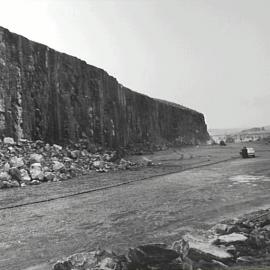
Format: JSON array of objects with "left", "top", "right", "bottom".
[{"left": 0, "top": 26, "right": 209, "bottom": 148}]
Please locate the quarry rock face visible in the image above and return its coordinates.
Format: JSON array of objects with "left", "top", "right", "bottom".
[{"left": 0, "top": 26, "right": 209, "bottom": 147}]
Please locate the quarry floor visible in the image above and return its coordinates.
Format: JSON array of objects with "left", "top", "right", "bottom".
[{"left": 1, "top": 142, "right": 270, "bottom": 270}]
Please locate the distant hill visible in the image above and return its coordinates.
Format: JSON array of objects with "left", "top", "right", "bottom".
[
  {"left": 208, "top": 128, "right": 243, "bottom": 136},
  {"left": 209, "top": 125, "right": 270, "bottom": 136},
  {"left": 241, "top": 127, "right": 266, "bottom": 133},
  {"left": 241, "top": 126, "right": 270, "bottom": 134}
]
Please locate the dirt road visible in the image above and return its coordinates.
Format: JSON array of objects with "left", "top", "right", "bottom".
[{"left": 1, "top": 143, "right": 270, "bottom": 270}]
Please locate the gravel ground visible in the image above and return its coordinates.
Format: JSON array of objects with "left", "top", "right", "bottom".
[{"left": 1, "top": 142, "right": 270, "bottom": 270}]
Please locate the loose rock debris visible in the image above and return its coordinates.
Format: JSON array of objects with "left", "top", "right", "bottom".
[
  {"left": 53, "top": 209, "right": 270, "bottom": 269},
  {"left": 0, "top": 138, "right": 155, "bottom": 189}
]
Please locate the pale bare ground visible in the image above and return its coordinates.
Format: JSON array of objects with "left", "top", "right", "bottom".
[{"left": 1, "top": 142, "right": 270, "bottom": 270}]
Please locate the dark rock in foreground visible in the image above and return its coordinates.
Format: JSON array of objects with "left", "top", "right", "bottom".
[
  {"left": 52, "top": 209, "right": 270, "bottom": 270},
  {"left": 0, "top": 26, "right": 209, "bottom": 148}
]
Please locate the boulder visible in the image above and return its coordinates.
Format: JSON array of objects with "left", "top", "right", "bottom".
[
  {"left": 3, "top": 137, "right": 15, "bottom": 144},
  {"left": 93, "top": 160, "right": 104, "bottom": 169},
  {"left": 63, "top": 157, "right": 72, "bottom": 162},
  {"left": 9, "top": 180, "right": 20, "bottom": 187},
  {"left": 8, "top": 146, "right": 16, "bottom": 153},
  {"left": 81, "top": 150, "right": 89, "bottom": 157},
  {"left": 53, "top": 261, "right": 72, "bottom": 270},
  {"left": 52, "top": 161, "right": 65, "bottom": 172},
  {"left": 98, "top": 257, "right": 118, "bottom": 269},
  {"left": 118, "top": 159, "right": 130, "bottom": 170},
  {"left": 53, "top": 144, "right": 63, "bottom": 151},
  {"left": 127, "top": 244, "right": 179, "bottom": 265},
  {"left": 247, "top": 229, "right": 267, "bottom": 249},
  {"left": 10, "top": 156, "right": 24, "bottom": 168},
  {"left": 53, "top": 252, "right": 96, "bottom": 270},
  {"left": 0, "top": 171, "right": 11, "bottom": 182},
  {"left": 262, "top": 224, "right": 270, "bottom": 231},
  {"left": 9, "top": 167, "right": 22, "bottom": 183},
  {"left": 44, "top": 172, "right": 55, "bottom": 182},
  {"left": 30, "top": 180, "right": 40, "bottom": 185},
  {"left": 211, "top": 223, "right": 230, "bottom": 235},
  {"left": 4, "top": 162, "right": 10, "bottom": 172},
  {"left": 216, "top": 233, "right": 247, "bottom": 245},
  {"left": 44, "top": 143, "right": 51, "bottom": 151},
  {"left": 30, "top": 163, "right": 44, "bottom": 181},
  {"left": 184, "top": 234, "right": 233, "bottom": 263},
  {"left": 29, "top": 153, "right": 44, "bottom": 164},
  {"left": 142, "top": 157, "right": 153, "bottom": 166},
  {"left": 172, "top": 239, "right": 189, "bottom": 259},
  {"left": 30, "top": 162, "right": 42, "bottom": 170},
  {"left": 0, "top": 180, "right": 11, "bottom": 188},
  {"left": 20, "top": 169, "right": 31, "bottom": 182},
  {"left": 69, "top": 150, "right": 80, "bottom": 159}
]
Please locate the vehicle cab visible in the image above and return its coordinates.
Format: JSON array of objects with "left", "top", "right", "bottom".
[{"left": 240, "top": 147, "right": 255, "bottom": 158}]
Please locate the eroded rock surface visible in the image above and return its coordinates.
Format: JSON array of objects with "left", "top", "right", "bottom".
[{"left": 0, "top": 26, "right": 209, "bottom": 148}]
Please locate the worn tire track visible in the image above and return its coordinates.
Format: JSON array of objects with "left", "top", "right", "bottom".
[{"left": 0, "top": 156, "right": 239, "bottom": 211}]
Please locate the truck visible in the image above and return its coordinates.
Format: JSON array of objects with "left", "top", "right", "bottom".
[{"left": 240, "top": 147, "right": 255, "bottom": 158}]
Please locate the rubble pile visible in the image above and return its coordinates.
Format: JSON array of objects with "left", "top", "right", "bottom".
[
  {"left": 0, "top": 137, "right": 153, "bottom": 189},
  {"left": 53, "top": 244, "right": 182, "bottom": 270},
  {"left": 209, "top": 208, "right": 270, "bottom": 268},
  {"left": 53, "top": 209, "right": 270, "bottom": 270}
]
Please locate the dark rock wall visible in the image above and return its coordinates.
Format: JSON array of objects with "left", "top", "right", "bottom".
[{"left": 0, "top": 26, "right": 209, "bottom": 147}]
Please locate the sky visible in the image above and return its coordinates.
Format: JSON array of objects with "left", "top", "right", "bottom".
[{"left": 0, "top": 0, "right": 269, "bottom": 129}]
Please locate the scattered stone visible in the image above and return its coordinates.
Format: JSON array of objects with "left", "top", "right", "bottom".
[
  {"left": 4, "top": 162, "right": 10, "bottom": 172},
  {"left": 69, "top": 150, "right": 80, "bottom": 159},
  {"left": 20, "top": 169, "right": 31, "bottom": 182},
  {"left": 8, "top": 146, "right": 16, "bottom": 153},
  {"left": 53, "top": 207, "right": 270, "bottom": 270},
  {"left": 9, "top": 180, "right": 20, "bottom": 187},
  {"left": 0, "top": 180, "right": 11, "bottom": 188},
  {"left": 44, "top": 144, "right": 51, "bottom": 151},
  {"left": 9, "top": 167, "right": 22, "bottom": 184},
  {"left": 0, "top": 139, "right": 149, "bottom": 189},
  {"left": 141, "top": 157, "right": 153, "bottom": 166},
  {"left": 29, "top": 154, "right": 44, "bottom": 164},
  {"left": 9, "top": 156, "right": 24, "bottom": 168},
  {"left": 236, "top": 256, "right": 254, "bottom": 263},
  {"left": 53, "top": 260, "right": 72, "bottom": 270},
  {"left": 44, "top": 172, "right": 55, "bottom": 182},
  {"left": 30, "top": 163, "right": 44, "bottom": 181},
  {"left": 53, "top": 144, "right": 63, "bottom": 151},
  {"left": 98, "top": 257, "right": 118, "bottom": 269},
  {"left": 93, "top": 160, "right": 103, "bottom": 169},
  {"left": 30, "top": 180, "right": 40, "bottom": 185},
  {"left": 3, "top": 137, "right": 15, "bottom": 144},
  {"left": 0, "top": 171, "right": 11, "bottom": 182},
  {"left": 212, "top": 223, "right": 230, "bottom": 235},
  {"left": 127, "top": 244, "right": 179, "bottom": 265},
  {"left": 172, "top": 239, "right": 189, "bottom": 259},
  {"left": 216, "top": 233, "right": 248, "bottom": 244},
  {"left": 262, "top": 224, "right": 270, "bottom": 231},
  {"left": 184, "top": 234, "right": 233, "bottom": 263},
  {"left": 52, "top": 161, "right": 65, "bottom": 172}
]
